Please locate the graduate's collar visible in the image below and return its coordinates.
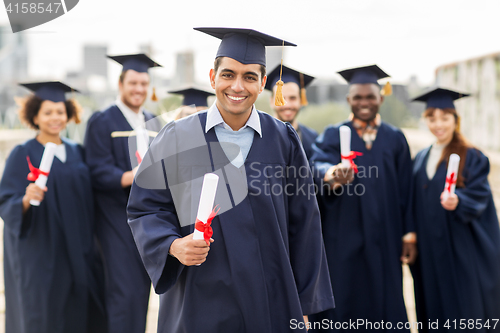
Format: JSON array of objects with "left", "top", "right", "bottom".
[
  {"left": 205, "top": 102, "right": 262, "bottom": 138},
  {"left": 115, "top": 97, "right": 145, "bottom": 118},
  {"left": 115, "top": 97, "right": 146, "bottom": 131},
  {"left": 350, "top": 113, "right": 381, "bottom": 130}
]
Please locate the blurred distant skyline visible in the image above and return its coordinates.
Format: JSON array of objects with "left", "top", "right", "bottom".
[{"left": 0, "top": 0, "right": 499, "bottom": 87}]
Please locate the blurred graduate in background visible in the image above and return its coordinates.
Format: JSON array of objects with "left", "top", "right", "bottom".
[
  {"left": 0, "top": 82, "right": 106, "bottom": 333},
  {"left": 310, "top": 65, "right": 416, "bottom": 332},
  {"left": 266, "top": 64, "right": 317, "bottom": 159},
  {"left": 84, "top": 54, "right": 162, "bottom": 333},
  {"left": 411, "top": 88, "right": 500, "bottom": 332}
]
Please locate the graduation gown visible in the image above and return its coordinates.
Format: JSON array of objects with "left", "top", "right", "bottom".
[
  {"left": 0, "top": 138, "right": 105, "bottom": 333},
  {"left": 298, "top": 123, "right": 318, "bottom": 160},
  {"left": 411, "top": 147, "right": 500, "bottom": 332},
  {"left": 127, "top": 111, "right": 334, "bottom": 333},
  {"left": 84, "top": 105, "right": 160, "bottom": 333},
  {"left": 309, "top": 120, "right": 413, "bottom": 332}
]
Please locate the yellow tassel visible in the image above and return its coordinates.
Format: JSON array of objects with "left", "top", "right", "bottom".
[
  {"left": 300, "top": 88, "right": 308, "bottom": 106},
  {"left": 380, "top": 82, "right": 392, "bottom": 96},
  {"left": 274, "top": 40, "right": 286, "bottom": 107},
  {"left": 275, "top": 80, "right": 285, "bottom": 106},
  {"left": 299, "top": 72, "right": 308, "bottom": 106},
  {"left": 151, "top": 87, "right": 158, "bottom": 101},
  {"left": 456, "top": 115, "right": 461, "bottom": 132}
]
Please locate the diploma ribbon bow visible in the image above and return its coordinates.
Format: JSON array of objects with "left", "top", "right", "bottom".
[
  {"left": 341, "top": 151, "right": 363, "bottom": 174},
  {"left": 26, "top": 156, "right": 49, "bottom": 181},
  {"left": 445, "top": 172, "right": 456, "bottom": 193},
  {"left": 195, "top": 205, "right": 220, "bottom": 245}
]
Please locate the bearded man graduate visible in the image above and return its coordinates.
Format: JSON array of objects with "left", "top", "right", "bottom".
[
  {"left": 309, "top": 65, "right": 417, "bottom": 332},
  {"left": 127, "top": 28, "right": 334, "bottom": 332},
  {"left": 84, "top": 54, "right": 162, "bottom": 333}
]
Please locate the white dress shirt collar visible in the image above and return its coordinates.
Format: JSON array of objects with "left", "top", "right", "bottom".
[
  {"left": 205, "top": 102, "right": 262, "bottom": 138},
  {"left": 115, "top": 97, "right": 145, "bottom": 130}
]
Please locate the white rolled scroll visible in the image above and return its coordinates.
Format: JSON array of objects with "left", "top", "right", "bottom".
[
  {"left": 30, "top": 142, "right": 57, "bottom": 206},
  {"left": 339, "top": 126, "right": 351, "bottom": 167},
  {"left": 193, "top": 173, "right": 219, "bottom": 241},
  {"left": 136, "top": 128, "right": 149, "bottom": 164},
  {"left": 443, "top": 153, "right": 460, "bottom": 200}
]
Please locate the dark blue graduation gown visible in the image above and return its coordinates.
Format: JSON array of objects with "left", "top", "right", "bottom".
[
  {"left": 309, "top": 120, "right": 413, "bottom": 332},
  {"left": 127, "top": 111, "right": 334, "bottom": 333},
  {"left": 84, "top": 105, "right": 160, "bottom": 333},
  {"left": 411, "top": 147, "right": 500, "bottom": 332},
  {"left": 298, "top": 123, "right": 318, "bottom": 160},
  {"left": 0, "top": 138, "right": 105, "bottom": 333}
]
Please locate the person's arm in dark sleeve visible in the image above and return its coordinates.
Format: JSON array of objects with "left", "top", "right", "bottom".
[
  {"left": 310, "top": 128, "right": 337, "bottom": 185},
  {"left": 84, "top": 112, "right": 128, "bottom": 191},
  {"left": 396, "top": 131, "right": 415, "bottom": 234},
  {"left": 396, "top": 131, "right": 417, "bottom": 264},
  {"left": 0, "top": 145, "right": 33, "bottom": 237},
  {"left": 452, "top": 149, "right": 492, "bottom": 224},
  {"left": 127, "top": 123, "right": 185, "bottom": 294},
  {"left": 286, "top": 124, "right": 335, "bottom": 315}
]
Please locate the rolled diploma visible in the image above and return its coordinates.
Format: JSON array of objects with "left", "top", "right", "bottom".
[
  {"left": 193, "top": 173, "right": 219, "bottom": 241},
  {"left": 443, "top": 153, "right": 460, "bottom": 200},
  {"left": 30, "top": 142, "right": 57, "bottom": 206},
  {"left": 339, "top": 125, "right": 351, "bottom": 167},
  {"left": 136, "top": 128, "right": 149, "bottom": 164}
]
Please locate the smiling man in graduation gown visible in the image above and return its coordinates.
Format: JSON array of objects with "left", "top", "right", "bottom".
[
  {"left": 84, "top": 54, "right": 162, "bottom": 333},
  {"left": 309, "top": 65, "right": 416, "bottom": 332},
  {"left": 266, "top": 64, "right": 318, "bottom": 160},
  {"left": 127, "top": 28, "right": 334, "bottom": 332}
]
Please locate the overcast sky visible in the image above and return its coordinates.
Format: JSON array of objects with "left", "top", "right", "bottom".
[{"left": 1, "top": 0, "right": 499, "bottom": 86}]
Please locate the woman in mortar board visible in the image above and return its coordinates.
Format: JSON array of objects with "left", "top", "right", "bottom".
[
  {"left": 411, "top": 87, "right": 500, "bottom": 332},
  {"left": 0, "top": 82, "right": 106, "bottom": 333}
]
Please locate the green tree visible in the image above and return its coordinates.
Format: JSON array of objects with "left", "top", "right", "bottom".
[
  {"left": 297, "top": 103, "right": 351, "bottom": 133},
  {"left": 379, "top": 95, "right": 417, "bottom": 128}
]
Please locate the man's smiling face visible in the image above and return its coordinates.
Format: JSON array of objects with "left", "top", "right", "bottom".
[{"left": 210, "top": 57, "right": 266, "bottom": 117}]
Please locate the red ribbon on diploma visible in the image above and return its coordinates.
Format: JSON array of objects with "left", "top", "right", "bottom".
[
  {"left": 26, "top": 156, "right": 49, "bottom": 181},
  {"left": 341, "top": 151, "right": 363, "bottom": 173},
  {"left": 135, "top": 150, "right": 142, "bottom": 164},
  {"left": 445, "top": 172, "right": 456, "bottom": 193},
  {"left": 195, "top": 205, "right": 220, "bottom": 245}
]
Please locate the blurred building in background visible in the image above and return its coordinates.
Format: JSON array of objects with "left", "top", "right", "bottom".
[
  {"left": 0, "top": 25, "right": 29, "bottom": 128},
  {"left": 66, "top": 44, "right": 110, "bottom": 98},
  {"left": 84, "top": 45, "right": 108, "bottom": 77},
  {"left": 436, "top": 52, "right": 500, "bottom": 151},
  {"left": 0, "top": 26, "right": 28, "bottom": 82},
  {"left": 172, "top": 50, "right": 195, "bottom": 87}
]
